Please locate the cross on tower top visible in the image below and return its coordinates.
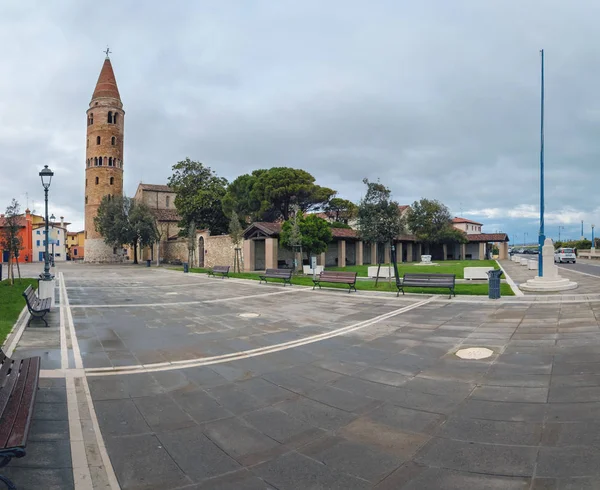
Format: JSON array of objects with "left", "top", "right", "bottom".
[{"left": 104, "top": 46, "right": 111, "bottom": 58}]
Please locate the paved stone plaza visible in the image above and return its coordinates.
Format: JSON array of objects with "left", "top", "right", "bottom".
[{"left": 6, "top": 262, "right": 600, "bottom": 489}]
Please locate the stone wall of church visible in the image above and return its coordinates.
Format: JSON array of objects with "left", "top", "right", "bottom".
[{"left": 203, "top": 235, "right": 241, "bottom": 269}]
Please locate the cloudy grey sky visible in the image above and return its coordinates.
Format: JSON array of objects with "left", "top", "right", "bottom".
[{"left": 1, "top": 0, "right": 598, "bottom": 243}]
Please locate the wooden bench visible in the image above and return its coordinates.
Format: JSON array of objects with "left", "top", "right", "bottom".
[
  {"left": 259, "top": 268, "right": 293, "bottom": 286},
  {"left": 313, "top": 271, "right": 358, "bottom": 293},
  {"left": 22, "top": 286, "right": 51, "bottom": 328},
  {"left": 207, "top": 265, "right": 230, "bottom": 278},
  {"left": 396, "top": 273, "right": 456, "bottom": 299},
  {"left": 0, "top": 350, "right": 41, "bottom": 490}
]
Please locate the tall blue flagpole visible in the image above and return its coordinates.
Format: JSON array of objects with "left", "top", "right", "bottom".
[{"left": 538, "top": 49, "right": 545, "bottom": 277}]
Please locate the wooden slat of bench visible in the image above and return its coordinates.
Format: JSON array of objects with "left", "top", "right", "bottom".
[
  {"left": 7, "top": 357, "right": 39, "bottom": 450},
  {"left": 0, "top": 359, "right": 30, "bottom": 449},
  {"left": 318, "top": 277, "right": 356, "bottom": 283},
  {"left": 0, "top": 361, "right": 21, "bottom": 443}
]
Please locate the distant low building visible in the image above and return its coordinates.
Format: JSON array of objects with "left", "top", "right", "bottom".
[
  {"left": 32, "top": 217, "right": 69, "bottom": 262},
  {"left": 67, "top": 231, "right": 85, "bottom": 260},
  {"left": 0, "top": 209, "right": 34, "bottom": 263}
]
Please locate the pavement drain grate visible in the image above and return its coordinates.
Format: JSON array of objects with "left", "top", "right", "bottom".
[
  {"left": 455, "top": 347, "right": 493, "bottom": 360},
  {"left": 238, "top": 313, "right": 260, "bottom": 318}
]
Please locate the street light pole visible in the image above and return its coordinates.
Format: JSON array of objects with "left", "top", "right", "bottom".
[
  {"left": 538, "top": 49, "right": 545, "bottom": 277},
  {"left": 524, "top": 232, "right": 528, "bottom": 248},
  {"left": 50, "top": 214, "right": 55, "bottom": 267},
  {"left": 558, "top": 226, "right": 564, "bottom": 242},
  {"left": 39, "top": 165, "right": 54, "bottom": 281},
  {"left": 592, "top": 224, "right": 596, "bottom": 251},
  {"left": 581, "top": 220, "right": 584, "bottom": 240}
]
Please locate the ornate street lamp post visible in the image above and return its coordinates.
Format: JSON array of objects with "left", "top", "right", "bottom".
[{"left": 39, "top": 165, "right": 54, "bottom": 281}]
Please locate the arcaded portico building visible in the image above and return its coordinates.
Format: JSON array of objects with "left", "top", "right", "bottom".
[{"left": 84, "top": 54, "right": 125, "bottom": 262}]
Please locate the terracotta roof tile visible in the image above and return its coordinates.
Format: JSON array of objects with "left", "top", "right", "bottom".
[
  {"left": 467, "top": 233, "right": 509, "bottom": 242},
  {"left": 0, "top": 216, "right": 26, "bottom": 228},
  {"left": 453, "top": 217, "right": 483, "bottom": 226},
  {"left": 331, "top": 228, "right": 358, "bottom": 239},
  {"left": 92, "top": 58, "right": 121, "bottom": 100}
]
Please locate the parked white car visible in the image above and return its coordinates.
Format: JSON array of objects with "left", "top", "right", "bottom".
[{"left": 554, "top": 247, "right": 576, "bottom": 264}]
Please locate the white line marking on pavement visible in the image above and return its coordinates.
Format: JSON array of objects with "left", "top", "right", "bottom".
[
  {"left": 68, "top": 288, "right": 301, "bottom": 308},
  {"left": 85, "top": 297, "right": 435, "bottom": 376},
  {"left": 66, "top": 376, "right": 93, "bottom": 489},
  {"left": 496, "top": 260, "right": 524, "bottom": 297},
  {"left": 60, "top": 273, "right": 121, "bottom": 490},
  {"left": 59, "top": 272, "right": 69, "bottom": 369}
]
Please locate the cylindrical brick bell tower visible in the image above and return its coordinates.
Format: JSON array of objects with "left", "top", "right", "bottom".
[{"left": 84, "top": 53, "right": 125, "bottom": 262}]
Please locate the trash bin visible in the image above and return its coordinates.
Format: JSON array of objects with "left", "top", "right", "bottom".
[
  {"left": 146, "top": 259, "right": 151, "bottom": 267},
  {"left": 183, "top": 262, "right": 189, "bottom": 273},
  {"left": 487, "top": 269, "right": 504, "bottom": 299}
]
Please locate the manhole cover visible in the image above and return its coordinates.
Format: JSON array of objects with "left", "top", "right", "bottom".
[
  {"left": 238, "top": 313, "right": 260, "bottom": 318},
  {"left": 455, "top": 347, "right": 493, "bottom": 360}
]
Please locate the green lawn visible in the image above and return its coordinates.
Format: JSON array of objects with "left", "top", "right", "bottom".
[
  {"left": 326, "top": 260, "right": 499, "bottom": 279},
  {"left": 184, "top": 268, "right": 514, "bottom": 296},
  {"left": 0, "top": 278, "right": 38, "bottom": 345}
]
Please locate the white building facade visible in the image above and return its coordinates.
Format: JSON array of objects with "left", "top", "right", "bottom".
[{"left": 33, "top": 225, "right": 67, "bottom": 262}]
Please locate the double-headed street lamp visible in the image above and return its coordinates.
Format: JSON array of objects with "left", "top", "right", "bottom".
[
  {"left": 39, "top": 165, "right": 54, "bottom": 281},
  {"left": 558, "top": 226, "right": 564, "bottom": 242}
]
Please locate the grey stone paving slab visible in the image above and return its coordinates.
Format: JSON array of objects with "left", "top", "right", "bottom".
[
  {"left": 417, "top": 437, "right": 538, "bottom": 476},
  {"left": 170, "top": 389, "right": 234, "bottom": 424},
  {"left": 275, "top": 396, "right": 359, "bottom": 431},
  {"left": 0, "top": 467, "right": 74, "bottom": 490},
  {"left": 299, "top": 435, "right": 402, "bottom": 482},
  {"left": 439, "top": 418, "right": 543, "bottom": 446},
  {"left": 252, "top": 450, "right": 371, "bottom": 490},
  {"left": 133, "top": 393, "right": 197, "bottom": 431},
  {"left": 105, "top": 433, "right": 191, "bottom": 489},
  {"left": 392, "top": 466, "right": 531, "bottom": 490},
  {"left": 202, "top": 417, "right": 282, "bottom": 465},
  {"left": 242, "top": 406, "right": 325, "bottom": 446},
  {"left": 94, "top": 398, "right": 151, "bottom": 436},
  {"left": 196, "top": 469, "right": 276, "bottom": 489},
  {"left": 157, "top": 426, "right": 241, "bottom": 481}
]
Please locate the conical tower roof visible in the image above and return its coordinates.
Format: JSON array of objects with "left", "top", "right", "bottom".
[{"left": 91, "top": 57, "right": 121, "bottom": 101}]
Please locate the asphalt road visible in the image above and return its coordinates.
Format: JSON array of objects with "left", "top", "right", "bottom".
[{"left": 513, "top": 253, "right": 600, "bottom": 278}]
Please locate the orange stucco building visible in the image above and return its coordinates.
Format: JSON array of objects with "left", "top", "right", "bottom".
[{"left": 0, "top": 209, "right": 34, "bottom": 263}]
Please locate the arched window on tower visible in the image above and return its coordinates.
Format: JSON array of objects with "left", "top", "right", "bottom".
[
  {"left": 114, "top": 113, "right": 118, "bottom": 125},
  {"left": 111, "top": 136, "right": 116, "bottom": 146},
  {"left": 110, "top": 177, "right": 114, "bottom": 185},
  {"left": 87, "top": 139, "right": 89, "bottom": 148},
  {"left": 94, "top": 157, "right": 98, "bottom": 166},
  {"left": 108, "top": 111, "right": 113, "bottom": 124},
  {"left": 96, "top": 136, "right": 101, "bottom": 145},
  {"left": 95, "top": 177, "right": 99, "bottom": 185},
  {"left": 89, "top": 113, "right": 93, "bottom": 125},
  {"left": 85, "top": 196, "right": 88, "bottom": 204},
  {"left": 104, "top": 157, "right": 107, "bottom": 165}
]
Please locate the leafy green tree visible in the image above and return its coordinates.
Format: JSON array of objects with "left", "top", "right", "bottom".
[
  {"left": 0, "top": 199, "right": 23, "bottom": 284},
  {"left": 357, "top": 179, "right": 405, "bottom": 284},
  {"left": 325, "top": 197, "right": 357, "bottom": 224},
  {"left": 281, "top": 212, "right": 332, "bottom": 261},
  {"left": 168, "top": 158, "right": 229, "bottom": 235},
  {"left": 94, "top": 196, "right": 158, "bottom": 264},
  {"left": 251, "top": 167, "right": 335, "bottom": 221},
  {"left": 407, "top": 198, "right": 467, "bottom": 251},
  {"left": 222, "top": 171, "right": 265, "bottom": 223}
]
